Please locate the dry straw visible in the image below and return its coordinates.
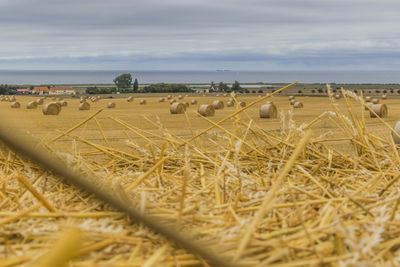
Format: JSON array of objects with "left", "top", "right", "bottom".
[
  {"left": 197, "top": 104, "right": 215, "bottom": 116},
  {"left": 127, "top": 96, "right": 134, "bottom": 102},
  {"left": 178, "top": 95, "right": 183, "bottom": 100},
  {"left": 140, "top": 99, "right": 147, "bottom": 105},
  {"left": 259, "top": 101, "right": 277, "bottom": 118},
  {"left": 26, "top": 101, "right": 38, "bottom": 109},
  {"left": 10, "top": 101, "right": 20, "bottom": 108},
  {"left": 36, "top": 98, "right": 44, "bottom": 105},
  {"left": 170, "top": 102, "right": 185, "bottom": 114},
  {"left": 365, "top": 96, "right": 371, "bottom": 102},
  {"left": 42, "top": 101, "right": 61, "bottom": 115},
  {"left": 212, "top": 100, "right": 224, "bottom": 110},
  {"left": 79, "top": 102, "right": 90, "bottom": 110},
  {"left": 159, "top": 97, "right": 165, "bottom": 102},
  {"left": 107, "top": 102, "right": 116, "bottom": 108},
  {"left": 393, "top": 120, "right": 400, "bottom": 144},
  {"left": 290, "top": 99, "right": 296, "bottom": 105},
  {"left": 59, "top": 100, "right": 68, "bottom": 107},
  {"left": 382, "top": 94, "right": 387, "bottom": 100},
  {"left": 190, "top": 99, "right": 197, "bottom": 105},
  {"left": 226, "top": 100, "right": 234, "bottom": 107},
  {"left": 293, "top": 101, "right": 303, "bottom": 108}
]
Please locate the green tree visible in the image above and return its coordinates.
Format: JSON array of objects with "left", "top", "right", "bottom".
[
  {"left": 113, "top": 73, "right": 133, "bottom": 89},
  {"left": 218, "top": 82, "right": 229, "bottom": 92},
  {"left": 133, "top": 78, "right": 139, "bottom": 92},
  {"left": 231, "top": 80, "right": 242, "bottom": 92}
]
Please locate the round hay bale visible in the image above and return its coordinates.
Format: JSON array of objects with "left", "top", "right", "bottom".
[
  {"left": 392, "top": 121, "right": 400, "bottom": 144},
  {"left": 216, "top": 94, "right": 220, "bottom": 97},
  {"left": 58, "top": 97, "right": 64, "bottom": 101},
  {"left": 59, "top": 100, "right": 68, "bottom": 107},
  {"left": 185, "top": 94, "right": 189, "bottom": 97},
  {"left": 198, "top": 104, "right": 215, "bottom": 117},
  {"left": 42, "top": 102, "right": 61, "bottom": 115},
  {"left": 140, "top": 99, "right": 146, "bottom": 105},
  {"left": 26, "top": 101, "right": 38, "bottom": 109},
  {"left": 238, "top": 101, "right": 246, "bottom": 108},
  {"left": 159, "top": 97, "right": 165, "bottom": 102},
  {"left": 80, "top": 99, "right": 87, "bottom": 103},
  {"left": 184, "top": 102, "right": 189, "bottom": 108},
  {"left": 191, "top": 99, "right": 197, "bottom": 105},
  {"left": 80, "top": 96, "right": 86, "bottom": 101},
  {"left": 226, "top": 101, "right": 234, "bottom": 107},
  {"left": 169, "top": 99, "right": 177, "bottom": 104},
  {"left": 370, "top": 104, "right": 388, "bottom": 118},
  {"left": 107, "top": 102, "right": 116, "bottom": 108},
  {"left": 127, "top": 96, "right": 134, "bottom": 102},
  {"left": 293, "top": 102, "right": 303, "bottom": 108},
  {"left": 96, "top": 96, "right": 101, "bottom": 100},
  {"left": 365, "top": 102, "right": 373, "bottom": 111},
  {"left": 167, "top": 95, "right": 172, "bottom": 99},
  {"left": 334, "top": 94, "right": 341, "bottom": 99},
  {"left": 288, "top": 96, "right": 295, "bottom": 100},
  {"left": 9, "top": 96, "right": 16, "bottom": 102},
  {"left": 382, "top": 94, "right": 387, "bottom": 100},
  {"left": 79, "top": 102, "right": 90, "bottom": 110},
  {"left": 212, "top": 100, "right": 224, "bottom": 110},
  {"left": 170, "top": 102, "right": 185, "bottom": 114},
  {"left": 90, "top": 97, "right": 97, "bottom": 102},
  {"left": 365, "top": 96, "right": 371, "bottom": 102},
  {"left": 36, "top": 98, "right": 44, "bottom": 105},
  {"left": 223, "top": 93, "right": 227, "bottom": 97},
  {"left": 178, "top": 95, "right": 183, "bottom": 100},
  {"left": 372, "top": 98, "right": 380, "bottom": 104},
  {"left": 10, "top": 102, "right": 20, "bottom": 108},
  {"left": 260, "top": 102, "right": 277, "bottom": 118},
  {"left": 290, "top": 99, "right": 296, "bottom": 105}
]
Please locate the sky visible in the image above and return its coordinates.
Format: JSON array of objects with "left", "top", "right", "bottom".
[{"left": 0, "top": 0, "right": 399, "bottom": 70}]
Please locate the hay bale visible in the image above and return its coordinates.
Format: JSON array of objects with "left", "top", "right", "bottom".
[
  {"left": 59, "top": 100, "right": 68, "bottom": 107},
  {"left": 36, "top": 98, "right": 44, "bottom": 105},
  {"left": 159, "top": 97, "right": 165, "bottom": 102},
  {"left": 260, "top": 102, "right": 277, "bottom": 118},
  {"left": 392, "top": 121, "right": 400, "bottom": 144},
  {"left": 169, "top": 99, "right": 177, "bottom": 104},
  {"left": 26, "top": 101, "right": 38, "bottom": 109},
  {"left": 107, "top": 102, "right": 116, "bottom": 108},
  {"left": 288, "top": 96, "right": 295, "bottom": 100},
  {"left": 290, "top": 99, "right": 296, "bottom": 105},
  {"left": 42, "top": 102, "right": 61, "bottom": 115},
  {"left": 372, "top": 98, "right": 380, "bottom": 104},
  {"left": 91, "top": 97, "right": 98, "bottom": 102},
  {"left": 198, "top": 104, "right": 215, "bottom": 117},
  {"left": 170, "top": 102, "right": 185, "bottom": 114},
  {"left": 184, "top": 102, "right": 189, "bottom": 108},
  {"left": 127, "top": 96, "right": 134, "bottom": 102},
  {"left": 80, "top": 99, "right": 87, "bottom": 103},
  {"left": 237, "top": 101, "right": 246, "bottom": 108},
  {"left": 382, "top": 94, "right": 387, "bottom": 100},
  {"left": 370, "top": 104, "right": 388, "bottom": 118},
  {"left": 223, "top": 93, "right": 227, "bottom": 97},
  {"left": 79, "top": 102, "right": 90, "bottom": 110},
  {"left": 58, "top": 97, "right": 64, "bottom": 101},
  {"left": 293, "top": 102, "right": 303, "bottom": 108},
  {"left": 51, "top": 97, "right": 56, "bottom": 100},
  {"left": 212, "top": 100, "right": 224, "bottom": 110},
  {"left": 226, "top": 101, "right": 234, "bottom": 107},
  {"left": 334, "top": 94, "right": 341, "bottom": 99},
  {"left": 365, "top": 102, "right": 373, "bottom": 111},
  {"left": 140, "top": 99, "right": 146, "bottom": 105},
  {"left": 191, "top": 99, "right": 197, "bottom": 105},
  {"left": 365, "top": 96, "right": 371, "bottom": 102},
  {"left": 185, "top": 94, "right": 189, "bottom": 97},
  {"left": 216, "top": 94, "right": 220, "bottom": 97},
  {"left": 10, "top": 102, "right": 20, "bottom": 108},
  {"left": 80, "top": 96, "right": 86, "bottom": 101},
  {"left": 178, "top": 95, "right": 183, "bottom": 100},
  {"left": 167, "top": 95, "right": 172, "bottom": 99}
]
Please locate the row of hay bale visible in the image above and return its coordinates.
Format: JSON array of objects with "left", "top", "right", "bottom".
[{"left": 288, "top": 96, "right": 304, "bottom": 108}]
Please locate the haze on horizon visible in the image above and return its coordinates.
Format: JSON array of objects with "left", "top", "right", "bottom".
[{"left": 0, "top": 0, "right": 399, "bottom": 71}]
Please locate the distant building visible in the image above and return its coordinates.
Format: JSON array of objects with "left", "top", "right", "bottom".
[
  {"left": 49, "top": 87, "right": 76, "bottom": 95},
  {"left": 32, "top": 87, "right": 49, "bottom": 94},
  {"left": 16, "top": 88, "right": 31, "bottom": 94}
]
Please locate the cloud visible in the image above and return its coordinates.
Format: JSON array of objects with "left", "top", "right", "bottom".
[{"left": 0, "top": 0, "right": 400, "bottom": 70}]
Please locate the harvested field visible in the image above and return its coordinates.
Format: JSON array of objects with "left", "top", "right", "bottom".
[{"left": 2, "top": 87, "right": 400, "bottom": 266}]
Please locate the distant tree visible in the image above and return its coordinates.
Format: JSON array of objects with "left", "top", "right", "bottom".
[
  {"left": 312, "top": 90, "right": 316, "bottom": 93},
  {"left": 210, "top": 81, "right": 215, "bottom": 90},
  {"left": 258, "top": 89, "right": 263, "bottom": 93},
  {"left": 318, "top": 89, "right": 323, "bottom": 93},
  {"left": 376, "top": 90, "right": 381, "bottom": 93},
  {"left": 218, "top": 82, "right": 229, "bottom": 92},
  {"left": 298, "top": 90, "right": 303, "bottom": 94},
  {"left": 113, "top": 73, "right": 132, "bottom": 89},
  {"left": 133, "top": 78, "right": 139, "bottom": 92},
  {"left": 231, "top": 80, "right": 242, "bottom": 92},
  {"left": 383, "top": 90, "right": 387, "bottom": 93}
]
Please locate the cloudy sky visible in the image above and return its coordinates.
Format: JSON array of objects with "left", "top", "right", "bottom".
[{"left": 0, "top": 0, "right": 399, "bottom": 70}]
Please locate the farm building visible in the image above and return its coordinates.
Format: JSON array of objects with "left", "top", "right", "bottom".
[
  {"left": 49, "top": 87, "right": 76, "bottom": 95},
  {"left": 32, "top": 87, "right": 49, "bottom": 94}
]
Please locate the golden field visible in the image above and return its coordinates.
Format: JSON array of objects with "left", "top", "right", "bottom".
[{"left": 2, "top": 91, "right": 400, "bottom": 266}]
